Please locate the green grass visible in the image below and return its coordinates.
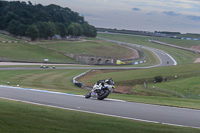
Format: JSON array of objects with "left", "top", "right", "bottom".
[
  {"left": 150, "top": 76, "right": 200, "bottom": 95},
  {"left": 156, "top": 37, "right": 200, "bottom": 48},
  {"left": 119, "top": 42, "right": 160, "bottom": 65},
  {"left": 0, "top": 64, "right": 91, "bottom": 68},
  {"left": 109, "top": 93, "right": 200, "bottom": 109},
  {"left": 130, "top": 84, "right": 182, "bottom": 97},
  {"left": 1, "top": 64, "right": 198, "bottom": 98},
  {"left": 0, "top": 42, "right": 77, "bottom": 63},
  {"left": 97, "top": 33, "right": 200, "bottom": 64},
  {"left": 0, "top": 34, "right": 19, "bottom": 41},
  {"left": 149, "top": 44, "right": 199, "bottom": 64},
  {"left": 79, "top": 63, "right": 200, "bottom": 85},
  {"left": 37, "top": 39, "right": 134, "bottom": 59},
  {"left": 0, "top": 99, "right": 199, "bottom": 133},
  {"left": 134, "top": 48, "right": 160, "bottom": 66},
  {"left": 144, "top": 49, "right": 160, "bottom": 64},
  {"left": 178, "top": 33, "right": 200, "bottom": 39},
  {"left": 0, "top": 33, "right": 136, "bottom": 63},
  {"left": 0, "top": 69, "right": 88, "bottom": 94}
]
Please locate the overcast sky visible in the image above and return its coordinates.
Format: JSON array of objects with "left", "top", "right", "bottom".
[{"left": 7, "top": 0, "right": 200, "bottom": 33}]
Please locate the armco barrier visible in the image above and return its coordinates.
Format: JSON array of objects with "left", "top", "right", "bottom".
[
  {"left": 72, "top": 70, "right": 91, "bottom": 84},
  {"left": 73, "top": 70, "right": 92, "bottom": 90},
  {"left": 149, "top": 40, "right": 200, "bottom": 54}
]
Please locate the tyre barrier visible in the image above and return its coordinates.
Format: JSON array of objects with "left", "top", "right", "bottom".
[
  {"left": 74, "top": 82, "right": 82, "bottom": 88},
  {"left": 181, "top": 38, "right": 200, "bottom": 41},
  {"left": 0, "top": 41, "right": 18, "bottom": 43},
  {"left": 132, "top": 60, "right": 146, "bottom": 65}
]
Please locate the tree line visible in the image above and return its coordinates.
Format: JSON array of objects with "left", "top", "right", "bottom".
[{"left": 0, "top": 1, "right": 96, "bottom": 40}]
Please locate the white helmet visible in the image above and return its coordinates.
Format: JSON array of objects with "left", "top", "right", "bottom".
[{"left": 105, "top": 78, "right": 114, "bottom": 85}]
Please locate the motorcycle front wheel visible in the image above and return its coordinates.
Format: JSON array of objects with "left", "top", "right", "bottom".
[
  {"left": 97, "top": 90, "right": 110, "bottom": 100},
  {"left": 85, "top": 92, "right": 91, "bottom": 98}
]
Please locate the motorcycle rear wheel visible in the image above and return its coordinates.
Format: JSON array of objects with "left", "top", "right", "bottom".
[{"left": 97, "top": 90, "right": 110, "bottom": 100}]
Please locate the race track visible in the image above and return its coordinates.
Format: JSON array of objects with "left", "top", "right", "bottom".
[
  {"left": 0, "top": 85, "right": 200, "bottom": 129},
  {"left": 1, "top": 37, "right": 199, "bottom": 129}
]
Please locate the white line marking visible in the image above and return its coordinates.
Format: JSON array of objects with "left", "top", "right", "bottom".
[
  {"left": 166, "top": 53, "right": 177, "bottom": 65},
  {"left": 105, "top": 98, "right": 126, "bottom": 102},
  {"left": 150, "top": 50, "right": 163, "bottom": 66},
  {"left": 0, "top": 85, "right": 84, "bottom": 97},
  {"left": 0, "top": 96, "right": 199, "bottom": 129}
]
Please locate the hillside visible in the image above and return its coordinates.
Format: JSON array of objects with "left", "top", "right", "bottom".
[
  {"left": 0, "top": 33, "right": 136, "bottom": 63},
  {"left": 36, "top": 40, "right": 136, "bottom": 60},
  {"left": 0, "top": 37, "right": 76, "bottom": 63}
]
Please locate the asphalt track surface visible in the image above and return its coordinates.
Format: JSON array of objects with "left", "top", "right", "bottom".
[
  {"left": 0, "top": 85, "right": 200, "bottom": 129},
  {"left": 1, "top": 38, "right": 199, "bottom": 129}
]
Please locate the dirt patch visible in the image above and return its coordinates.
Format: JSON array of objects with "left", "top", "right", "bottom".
[
  {"left": 194, "top": 58, "right": 200, "bottom": 63},
  {"left": 114, "top": 86, "right": 132, "bottom": 94},
  {"left": 191, "top": 45, "right": 200, "bottom": 51}
]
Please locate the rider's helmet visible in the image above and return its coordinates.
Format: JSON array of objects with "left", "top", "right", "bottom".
[{"left": 105, "top": 78, "right": 114, "bottom": 85}]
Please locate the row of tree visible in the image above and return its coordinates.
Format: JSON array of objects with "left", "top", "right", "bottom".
[{"left": 0, "top": 1, "right": 96, "bottom": 40}]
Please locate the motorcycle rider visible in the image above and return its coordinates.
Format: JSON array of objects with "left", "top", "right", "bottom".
[
  {"left": 85, "top": 78, "right": 115, "bottom": 99},
  {"left": 105, "top": 78, "right": 115, "bottom": 93},
  {"left": 97, "top": 78, "right": 115, "bottom": 93}
]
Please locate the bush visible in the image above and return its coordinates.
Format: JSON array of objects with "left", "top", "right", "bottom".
[{"left": 154, "top": 76, "right": 163, "bottom": 83}]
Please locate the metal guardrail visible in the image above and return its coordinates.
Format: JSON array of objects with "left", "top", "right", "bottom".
[
  {"left": 72, "top": 70, "right": 91, "bottom": 83},
  {"left": 149, "top": 40, "right": 200, "bottom": 54},
  {"left": 73, "top": 70, "right": 92, "bottom": 90}
]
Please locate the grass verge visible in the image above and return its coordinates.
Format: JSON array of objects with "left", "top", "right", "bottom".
[
  {"left": 0, "top": 69, "right": 89, "bottom": 95},
  {"left": 109, "top": 94, "right": 200, "bottom": 109},
  {"left": 0, "top": 98, "right": 199, "bottom": 133}
]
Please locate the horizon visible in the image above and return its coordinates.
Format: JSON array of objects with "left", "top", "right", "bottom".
[{"left": 6, "top": 0, "right": 200, "bottom": 34}]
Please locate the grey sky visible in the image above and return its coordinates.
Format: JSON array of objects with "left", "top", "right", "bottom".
[{"left": 7, "top": 0, "right": 200, "bottom": 33}]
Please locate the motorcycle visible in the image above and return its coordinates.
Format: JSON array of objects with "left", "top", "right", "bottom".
[{"left": 85, "top": 78, "right": 115, "bottom": 100}]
